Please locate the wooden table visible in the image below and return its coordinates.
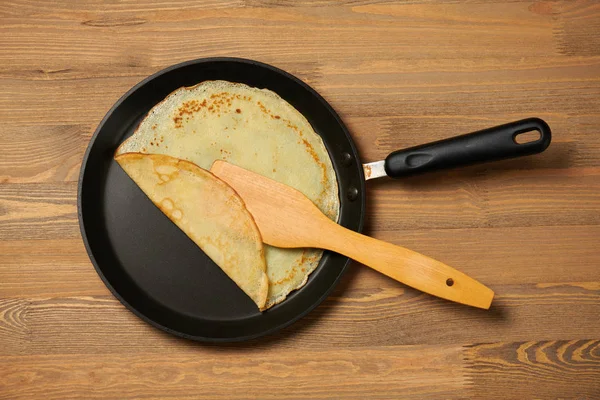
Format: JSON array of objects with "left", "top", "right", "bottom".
[{"left": 1, "top": 1, "right": 599, "bottom": 398}]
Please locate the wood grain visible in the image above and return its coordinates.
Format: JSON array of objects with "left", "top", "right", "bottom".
[
  {"left": 0, "top": 125, "right": 88, "bottom": 183},
  {"left": 466, "top": 340, "right": 600, "bottom": 399},
  {"left": 1, "top": 281, "right": 598, "bottom": 356},
  {"left": 0, "top": 346, "right": 467, "bottom": 400},
  {"left": 1, "top": 0, "right": 599, "bottom": 398}
]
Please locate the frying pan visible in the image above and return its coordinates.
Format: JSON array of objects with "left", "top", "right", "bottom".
[{"left": 79, "top": 57, "right": 551, "bottom": 342}]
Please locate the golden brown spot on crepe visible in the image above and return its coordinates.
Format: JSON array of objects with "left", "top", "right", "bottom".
[
  {"left": 257, "top": 102, "right": 264, "bottom": 111},
  {"left": 203, "top": 92, "right": 240, "bottom": 116},
  {"left": 154, "top": 164, "right": 179, "bottom": 184},
  {"left": 198, "top": 234, "right": 230, "bottom": 266},
  {"left": 161, "top": 198, "right": 174, "bottom": 210},
  {"left": 286, "top": 121, "right": 299, "bottom": 132},
  {"left": 152, "top": 124, "right": 156, "bottom": 130},
  {"left": 236, "top": 108, "right": 241, "bottom": 113},
  {"left": 257, "top": 101, "right": 288, "bottom": 123},
  {"left": 301, "top": 139, "right": 320, "bottom": 164},
  {"left": 155, "top": 164, "right": 178, "bottom": 175},
  {"left": 219, "top": 149, "right": 232, "bottom": 160},
  {"left": 272, "top": 266, "right": 298, "bottom": 285},
  {"left": 172, "top": 209, "right": 183, "bottom": 220},
  {"left": 179, "top": 99, "right": 207, "bottom": 115},
  {"left": 173, "top": 115, "right": 183, "bottom": 128},
  {"left": 299, "top": 138, "right": 329, "bottom": 190}
]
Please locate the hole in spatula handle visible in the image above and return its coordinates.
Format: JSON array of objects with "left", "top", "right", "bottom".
[{"left": 514, "top": 129, "right": 542, "bottom": 144}]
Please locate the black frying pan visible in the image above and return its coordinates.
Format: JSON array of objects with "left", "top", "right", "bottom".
[{"left": 78, "top": 58, "right": 551, "bottom": 342}]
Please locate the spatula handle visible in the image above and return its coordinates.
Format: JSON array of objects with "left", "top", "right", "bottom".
[
  {"left": 210, "top": 160, "right": 494, "bottom": 309},
  {"left": 318, "top": 222, "right": 494, "bottom": 309}
]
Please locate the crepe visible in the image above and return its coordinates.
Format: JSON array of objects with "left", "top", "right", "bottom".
[
  {"left": 115, "top": 153, "right": 269, "bottom": 310},
  {"left": 116, "top": 80, "right": 339, "bottom": 308}
]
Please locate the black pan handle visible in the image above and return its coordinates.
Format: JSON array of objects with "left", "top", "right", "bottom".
[{"left": 384, "top": 118, "right": 551, "bottom": 178}]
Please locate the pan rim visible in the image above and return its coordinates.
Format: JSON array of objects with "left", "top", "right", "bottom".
[{"left": 77, "top": 57, "right": 366, "bottom": 342}]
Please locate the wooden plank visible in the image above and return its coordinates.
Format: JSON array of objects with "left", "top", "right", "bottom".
[
  {"left": 1, "top": 4, "right": 598, "bottom": 127},
  {"left": 2, "top": 66, "right": 599, "bottom": 125},
  {"left": 372, "top": 226, "right": 600, "bottom": 285},
  {"left": 366, "top": 170, "right": 600, "bottom": 230},
  {"left": 0, "top": 1, "right": 595, "bottom": 74},
  {"left": 0, "top": 125, "right": 89, "bottom": 183},
  {"left": 0, "top": 0, "right": 245, "bottom": 17},
  {"left": 1, "top": 281, "right": 598, "bottom": 355},
  {"left": 466, "top": 340, "right": 600, "bottom": 399},
  {"left": 0, "top": 239, "right": 106, "bottom": 298},
  {"left": 0, "top": 3, "right": 559, "bottom": 61},
  {"left": 0, "top": 183, "right": 78, "bottom": 240},
  {"left": 0, "top": 340, "right": 597, "bottom": 399},
  {"left": 0, "top": 346, "right": 467, "bottom": 400}
]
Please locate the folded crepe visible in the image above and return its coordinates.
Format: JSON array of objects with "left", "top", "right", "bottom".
[{"left": 115, "top": 152, "right": 269, "bottom": 310}]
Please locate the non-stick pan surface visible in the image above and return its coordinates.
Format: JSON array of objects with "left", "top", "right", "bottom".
[{"left": 78, "top": 58, "right": 366, "bottom": 342}]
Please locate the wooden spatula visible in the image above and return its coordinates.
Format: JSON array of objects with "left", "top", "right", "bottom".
[{"left": 211, "top": 160, "right": 494, "bottom": 309}]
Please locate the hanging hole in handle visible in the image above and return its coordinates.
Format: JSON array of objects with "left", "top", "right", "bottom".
[{"left": 514, "top": 129, "right": 541, "bottom": 145}]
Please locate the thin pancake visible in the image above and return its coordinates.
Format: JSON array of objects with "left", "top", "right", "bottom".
[
  {"left": 115, "top": 153, "right": 269, "bottom": 310},
  {"left": 116, "top": 81, "right": 339, "bottom": 308}
]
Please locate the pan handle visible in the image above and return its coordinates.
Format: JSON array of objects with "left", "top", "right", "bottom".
[{"left": 384, "top": 118, "right": 551, "bottom": 178}]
